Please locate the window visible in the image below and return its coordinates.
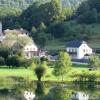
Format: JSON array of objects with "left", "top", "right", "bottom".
[{"left": 83, "top": 49, "right": 85, "bottom": 52}]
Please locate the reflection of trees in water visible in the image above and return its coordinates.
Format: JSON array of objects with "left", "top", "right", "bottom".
[
  {"left": 73, "top": 82, "right": 96, "bottom": 91},
  {"left": 46, "top": 86, "right": 72, "bottom": 100},
  {"left": 35, "top": 82, "right": 49, "bottom": 100},
  {"left": 0, "top": 82, "right": 99, "bottom": 100},
  {"left": 0, "top": 88, "right": 25, "bottom": 100}
]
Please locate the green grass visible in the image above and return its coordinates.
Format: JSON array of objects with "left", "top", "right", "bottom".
[
  {"left": 44, "top": 39, "right": 66, "bottom": 51},
  {"left": 0, "top": 65, "right": 99, "bottom": 82},
  {"left": 0, "top": 68, "right": 33, "bottom": 78}
]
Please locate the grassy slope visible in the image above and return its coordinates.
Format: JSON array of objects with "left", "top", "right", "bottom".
[{"left": 0, "top": 65, "right": 99, "bottom": 82}]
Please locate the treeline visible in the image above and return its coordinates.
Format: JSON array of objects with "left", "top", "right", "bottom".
[
  {"left": 0, "top": 0, "right": 50, "bottom": 9},
  {"left": 76, "top": 0, "right": 100, "bottom": 24},
  {"left": 0, "top": 0, "right": 74, "bottom": 47},
  {"left": 0, "top": 0, "right": 100, "bottom": 47}
]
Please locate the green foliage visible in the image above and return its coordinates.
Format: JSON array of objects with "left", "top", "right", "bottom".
[
  {"left": 77, "top": 9, "right": 98, "bottom": 24},
  {"left": 35, "top": 66, "right": 46, "bottom": 81},
  {"left": 47, "top": 87, "right": 72, "bottom": 100},
  {"left": 53, "top": 51, "right": 72, "bottom": 81},
  {"left": 76, "top": 0, "right": 100, "bottom": 24},
  {"left": 6, "top": 55, "right": 33, "bottom": 68},
  {"left": 0, "top": 0, "right": 50, "bottom": 9},
  {"left": 0, "top": 44, "right": 10, "bottom": 59},
  {"left": 89, "top": 56, "right": 100, "bottom": 70},
  {"left": 0, "top": 57, "right": 5, "bottom": 65},
  {"left": 72, "top": 71, "right": 97, "bottom": 82},
  {"left": 35, "top": 61, "right": 47, "bottom": 81},
  {"left": 38, "top": 22, "right": 47, "bottom": 31}
]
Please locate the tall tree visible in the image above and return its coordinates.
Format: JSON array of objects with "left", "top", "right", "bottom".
[
  {"left": 53, "top": 51, "right": 72, "bottom": 82},
  {"left": 49, "top": 0, "right": 63, "bottom": 22}
]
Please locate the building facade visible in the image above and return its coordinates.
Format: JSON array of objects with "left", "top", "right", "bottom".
[
  {"left": 24, "top": 43, "right": 38, "bottom": 59},
  {"left": 66, "top": 40, "right": 93, "bottom": 59}
]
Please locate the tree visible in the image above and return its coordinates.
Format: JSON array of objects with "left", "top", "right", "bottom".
[
  {"left": 77, "top": 9, "right": 98, "bottom": 24},
  {"left": 0, "top": 44, "right": 10, "bottom": 59},
  {"left": 47, "top": 86, "right": 71, "bottom": 100},
  {"left": 53, "top": 51, "right": 72, "bottom": 82},
  {"left": 35, "top": 61, "right": 47, "bottom": 81},
  {"left": 38, "top": 22, "right": 47, "bottom": 31},
  {"left": 49, "top": 0, "right": 62, "bottom": 21},
  {"left": 0, "top": 57, "right": 5, "bottom": 65},
  {"left": 31, "top": 26, "right": 37, "bottom": 34},
  {"left": 89, "top": 56, "right": 100, "bottom": 70}
]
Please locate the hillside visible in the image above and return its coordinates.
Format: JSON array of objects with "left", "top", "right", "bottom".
[
  {"left": 0, "top": 0, "right": 85, "bottom": 9},
  {"left": 0, "top": 0, "right": 50, "bottom": 9},
  {"left": 62, "top": 0, "right": 86, "bottom": 8}
]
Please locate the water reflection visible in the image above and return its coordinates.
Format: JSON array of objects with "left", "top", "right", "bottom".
[
  {"left": 0, "top": 81, "right": 99, "bottom": 100},
  {"left": 71, "top": 92, "right": 89, "bottom": 100},
  {"left": 24, "top": 91, "right": 35, "bottom": 100}
]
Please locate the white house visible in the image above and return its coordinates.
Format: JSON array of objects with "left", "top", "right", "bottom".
[
  {"left": 66, "top": 40, "right": 93, "bottom": 59},
  {"left": 24, "top": 42, "right": 38, "bottom": 59},
  {"left": 24, "top": 42, "right": 46, "bottom": 59}
]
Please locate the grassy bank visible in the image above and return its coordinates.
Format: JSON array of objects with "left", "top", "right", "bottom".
[{"left": 0, "top": 64, "right": 99, "bottom": 82}]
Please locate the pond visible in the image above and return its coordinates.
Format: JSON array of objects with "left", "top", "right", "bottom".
[{"left": 0, "top": 80, "right": 99, "bottom": 100}]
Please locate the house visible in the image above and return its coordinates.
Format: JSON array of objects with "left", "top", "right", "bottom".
[
  {"left": 4, "top": 28, "right": 29, "bottom": 36},
  {"left": 24, "top": 42, "right": 38, "bottom": 59},
  {"left": 23, "top": 42, "right": 46, "bottom": 59},
  {"left": 66, "top": 40, "right": 93, "bottom": 59}
]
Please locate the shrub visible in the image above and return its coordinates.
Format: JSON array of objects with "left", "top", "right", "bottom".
[
  {"left": 6, "top": 55, "right": 20, "bottom": 67},
  {"left": 0, "top": 57, "right": 5, "bottom": 65},
  {"left": 35, "top": 66, "right": 46, "bottom": 81}
]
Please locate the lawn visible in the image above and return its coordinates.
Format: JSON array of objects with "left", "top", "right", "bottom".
[
  {"left": 44, "top": 39, "right": 66, "bottom": 51},
  {"left": 0, "top": 68, "right": 33, "bottom": 78},
  {"left": 0, "top": 64, "right": 99, "bottom": 82}
]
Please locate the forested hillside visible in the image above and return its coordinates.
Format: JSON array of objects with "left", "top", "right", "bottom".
[
  {"left": 0, "top": 0, "right": 85, "bottom": 9},
  {"left": 0, "top": 0, "right": 100, "bottom": 48},
  {"left": 0, "top": 0, "right": 50, "bottom": 9},
  {"left": 62, "top": 0, "right": 86, "bottom": 8}
]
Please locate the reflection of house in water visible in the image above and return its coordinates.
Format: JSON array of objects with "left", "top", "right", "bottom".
[
  {"left": 72, "top": 92, "right": 89, "bottom": 100},
  {"left": 24, "top": 91, "right": 35, "bottom": 100}
]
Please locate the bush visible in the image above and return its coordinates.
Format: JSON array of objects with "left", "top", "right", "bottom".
[
  {"left": 0, "top": 45, "right": 10, "bottom": 59},
  {"left": 6, "top": 55, "right": 20, "bottom": 67},
  {"left": 0, "top": 57, "right": 5, "bottom": 65},
  {"left": 6, "top": 55, "right": 33, "bottom": 68},
  {"left": 35, "top": 66, "right": 46, "bottom": 81}
]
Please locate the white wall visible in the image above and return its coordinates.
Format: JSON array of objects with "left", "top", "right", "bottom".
[
  {"left": 24, "top": 43, "right": 38, "bottom": 52},
  {"left": 24, "top": 43, "right": 38, "bottom": 58},
  {"left": 77, "top": 43, "right": 92, "bottom": 59},
  {"left": 66, "top": 47, "right": 77, "bottom": 52}
]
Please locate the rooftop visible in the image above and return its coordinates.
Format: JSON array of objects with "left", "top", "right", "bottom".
[{"left": 66, "top": 40, "right": 86, "bottom": 48}]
